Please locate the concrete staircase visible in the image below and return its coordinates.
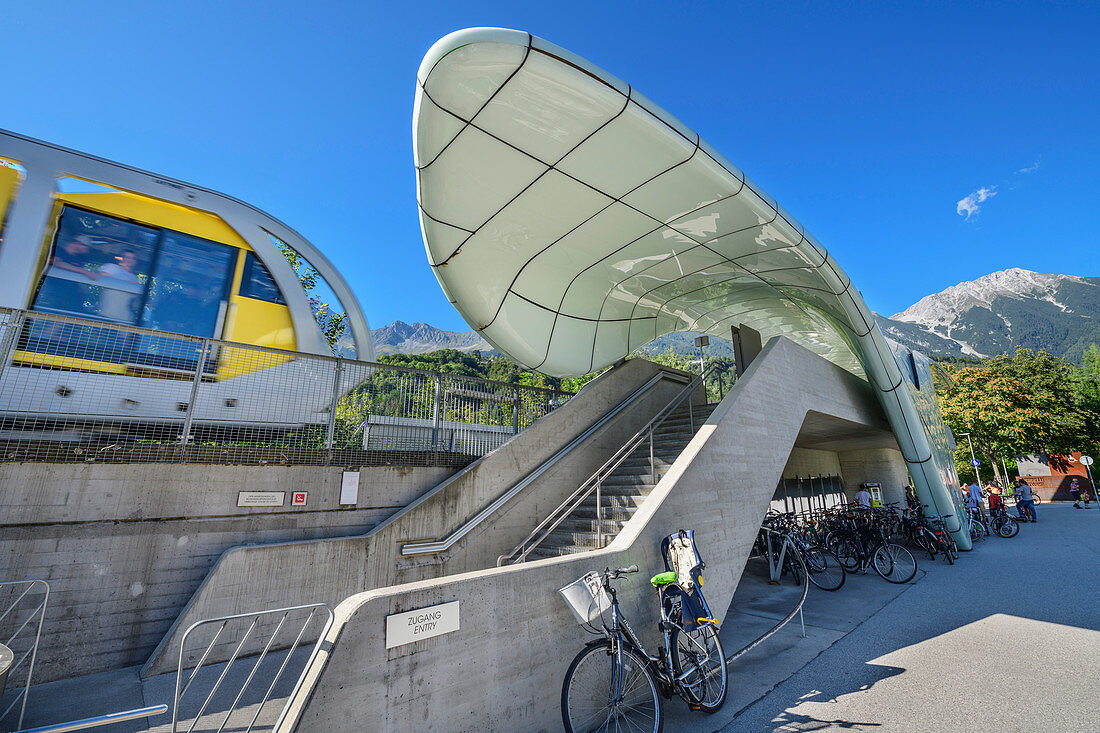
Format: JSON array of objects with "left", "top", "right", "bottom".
[{"left": 530, "top": 403, "right": 717, "bottom": 558}]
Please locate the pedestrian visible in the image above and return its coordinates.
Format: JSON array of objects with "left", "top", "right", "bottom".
[
  {"left": 965, "top": 482, "right": 985, "bottom": 524},
  {"left": 1016, "top": 479, "right": 1037, "bottom": 522},
  {"left": 988, "top": 486, "right": 1005, "bottom": 516},
  {"left": 1082, "top": 488, "right": 1092, "bottom": 509},
  {"left": 1070, "top": 477, "right": 1082, "bottom": 508},
  {"left": 904, "top": 484, "right": 919, "bottom": 510},
  {"left": 855, "top": 485, "right": 873, "bottom": 508}
]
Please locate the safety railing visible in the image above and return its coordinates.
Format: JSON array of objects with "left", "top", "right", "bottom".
[
  {"left": 0, "top": 307, "right": 571, "bottom": 466},
  {"left": 14, "top": 705, "right": 168, "bottom": 733},
  {"left": 0, "top": 580, "right": 49, "bottom": 732},
  {"left": 173, "top": 603, "right": 333, "bottom": 733},
  {"left": 498, "top": 366, "right": 714, "bottom": 565},
  {"left": 401, "top": 368, "right": 691, "bottom": 558}
]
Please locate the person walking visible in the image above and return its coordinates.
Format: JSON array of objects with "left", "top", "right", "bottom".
[{"left": 1016, "top": 479, "right": 1037, "bottom": 522}]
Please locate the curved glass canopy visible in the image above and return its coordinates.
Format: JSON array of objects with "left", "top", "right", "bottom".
[{"left": 414, "top": 28, "right": 967, "bottom": 547}]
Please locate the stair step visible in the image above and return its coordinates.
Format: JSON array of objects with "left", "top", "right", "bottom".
[
  {"left": 574, "top": 504, "right": 638, "bottom": 521},
  {"left": 559, "top": 517, "right": 627, "bottom": 534},
  {"left": 544, "top": 529, "right": 604, "bottom": 549},
  {"left": 576, "top": 490, "right": 642, "bottom": 508}
]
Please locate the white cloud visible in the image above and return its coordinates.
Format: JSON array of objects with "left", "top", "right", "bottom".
[
  {"left": 1017, "top": 161, "right": 1041, "bottom": 174},
  {"left": 956, "top": 186, "right": 998, "bottom": 220}
]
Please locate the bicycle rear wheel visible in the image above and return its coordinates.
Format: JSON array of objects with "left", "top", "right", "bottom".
[
  {"left": 873, "top": 543, "right": 918, "bottom": 583},
  {"left": 996, "top": 517, "right": 1019, "bottom": 538},
  {"left": 804, "top": 546, "right": 845, "bottom": 591},
  {"left": 834, "top": 539, "right": 861, "bottom": 571},
  {"left": 671, "top": 624, "right": 728, "bottom": 713},
  {"left": 562, "top": 641, "right": 662, "bottom": 733}
]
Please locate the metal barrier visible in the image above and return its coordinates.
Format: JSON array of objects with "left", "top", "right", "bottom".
[
  {"left": 0, "top": 307, "right": 571, "bottom": 466},
  {"left": 0, "top": 580, "right": 49, "bottom": 731},
  {"left": 174, "top": 603, "right": 333, "bottom": 733},
  {"left": 14, "top": 705, "right": 167, "bottom": 733}
]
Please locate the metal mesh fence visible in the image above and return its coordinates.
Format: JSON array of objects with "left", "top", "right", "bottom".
[{"left": 0, "top": 307, "right": 572, "bottom": 466}]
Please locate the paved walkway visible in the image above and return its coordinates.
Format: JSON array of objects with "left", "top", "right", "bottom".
[{"left": 721, "top": 503, "right": 1100, "bottom": 732}]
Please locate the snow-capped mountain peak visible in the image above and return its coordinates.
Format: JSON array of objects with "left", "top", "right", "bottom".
[{"left": 889, "top": 268, "right": 1094, "bottom": 358}]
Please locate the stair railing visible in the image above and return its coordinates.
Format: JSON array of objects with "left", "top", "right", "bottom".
[
  {"left": 400, "top": 368, "right": 692, "bottom": 558},
  {"left": 497, "top": 366, "right": 716, "bottom": 566}
]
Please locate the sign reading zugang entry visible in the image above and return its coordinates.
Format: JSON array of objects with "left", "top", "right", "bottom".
[{"left": 385, "top": 601, "right": 460, "bottom": 649}]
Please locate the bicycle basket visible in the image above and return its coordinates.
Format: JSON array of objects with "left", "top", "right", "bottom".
[{"left": 558, "top": 571, "right": 611, "bottom": 624}]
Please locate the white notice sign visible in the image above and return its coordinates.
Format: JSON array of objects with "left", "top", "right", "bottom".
[
  {"left": 340, "top": 471, "right": 360, "bottom": 505},
  {"left": 386, "top": 601, "right": 460, "bottom": 649},
  {"left": 237, "top": 491, "right": 285, "bottom": 507}
]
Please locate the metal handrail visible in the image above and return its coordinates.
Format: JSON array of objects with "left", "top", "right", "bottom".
[
  {"left": 0, "top": 579, "right": 50, "bottom": 731},
  {"left": 14, "top": 705, "right": 167, "bottom": 733},
  {"left": 174, "top": 603, "right": 334, "bottom": 733},
  {"left": 498, "top": 365, "right": 716, "bottom": 565},
  {"left": 401, "top": 368, "right": 692, "bottom": 557}
]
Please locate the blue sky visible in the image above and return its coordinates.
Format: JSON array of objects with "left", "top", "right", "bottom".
[{"left": 3, "top": 1, "right": 1097, "bottom": 332}]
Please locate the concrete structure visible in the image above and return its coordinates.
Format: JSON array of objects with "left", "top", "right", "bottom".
[
  {"left": 0, "top": 463, "right": 454, "bottom": 681},
  {"left": 413, "top": 28, "right": 966, "bottom": 546},
  {"left": 142, "top": 359, "right": 698, "bottom": 676},
  {"left": 282, "top": 337, "right": 909, "bottom": 731}
]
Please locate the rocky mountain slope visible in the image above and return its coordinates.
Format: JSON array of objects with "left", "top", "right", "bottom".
[
  {"left": 889, "top": 268, "right": 1100, "bottom": 361},
  {"left": 371, "top": 268, "right": 1100, "bottom": 363}
]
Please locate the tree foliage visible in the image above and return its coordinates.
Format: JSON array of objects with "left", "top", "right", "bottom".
[
  {"left": 937, "top": 346, "right": 1100, "bottom": 483},
  {"left": 277, "top": 242, "right": 348, "bottom": 354}
]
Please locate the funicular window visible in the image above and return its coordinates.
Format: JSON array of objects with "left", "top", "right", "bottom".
[
  {"left": 239, "top": 251, "right": 285, "bottom": 304},
  {"left": 26, "top": 205, "right": 234, "bottom": 372}
]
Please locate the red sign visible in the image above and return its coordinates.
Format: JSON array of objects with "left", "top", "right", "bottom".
[{"left": 292, "top": 492, "right": 308, "bottom": 506}]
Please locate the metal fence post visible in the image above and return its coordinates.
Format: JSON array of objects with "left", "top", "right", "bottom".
[
  {"left": 179, "top": 339, "right": 210, "bottom": 456},
  {"left": 325, "top": 358, "right": 344, "bottom": 455},
  {"left": 512, "top": 386, "right": 520, "bottom": 435},
  {"left": 430, "top": 375, "right": 443, "bottom": 463},
  {"left": 596, "top": 478, "right": 602, "bottom": 548},
  {"left": 649, "top": 427, "right": 656, "bottom": 485},
  {"left": 0, "top": 310, "right": 26, "bottom": 383}
]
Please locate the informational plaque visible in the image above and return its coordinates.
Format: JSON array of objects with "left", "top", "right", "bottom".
[
  {"left": 237, "top": 491, "right": 285, "bottom": 507},
  {"left": 385, "top": 601, "right": 460, "bottom": 649},
  {"left": 340, "top": 471, "right": 360, "bottom": 505}
]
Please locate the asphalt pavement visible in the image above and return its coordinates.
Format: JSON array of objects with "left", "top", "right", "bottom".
[{"left": 720, "top": 502, "right": 1100, "bottom": 732}]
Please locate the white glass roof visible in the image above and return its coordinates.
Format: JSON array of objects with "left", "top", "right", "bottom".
[
  {"left": 413, "top": 27, "right": 969, "bottom": 547},
  {"left": 414, "top": 29, "right": 880, "bottom": 380}
]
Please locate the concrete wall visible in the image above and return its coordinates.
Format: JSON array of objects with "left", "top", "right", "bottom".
[
  {"left": 838, "top": 448, "right": 910, "bottom": 505},
  {"left": 0, "top": 463, "right": 453, "bottom": 681},
  {"left": 143, "top": 360, "right": 697, "bottom": 676},
  {"left": 282, "top": 337, "right": 898, "bottom": 732},
  {"left": 782, "top": 448, "right": 843, "bottom": 479}
]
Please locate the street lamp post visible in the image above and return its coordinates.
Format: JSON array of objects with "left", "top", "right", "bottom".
[{"left": 958, "top": 431, "right": 981, "bottom": 486}]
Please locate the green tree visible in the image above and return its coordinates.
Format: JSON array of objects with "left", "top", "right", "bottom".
[
  {"left": 1074, "top": 343, "right": 1100, "bottom": 460},
  {"left": 276, "top": 242, "right": 348, "bottom": 354},
  {"left": 939, "top": 347, "right": 1088, "bottom": 484}
]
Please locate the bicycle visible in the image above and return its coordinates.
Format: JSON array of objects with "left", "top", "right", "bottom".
[
  {"left": 831, "top": 511, "right": 918, "bottom": 583},
  {"left": 559, "top": 564, "right": 728, "bottom": 733},
  {"left": 756, "top": 512, "right": 846, "bottom": 591}
]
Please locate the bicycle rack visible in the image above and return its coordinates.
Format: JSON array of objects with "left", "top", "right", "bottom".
[
  {"left": 725, "top": 528, "right": 809, "bottom": 669},
  {"left": 0, "top": 579, "right": 50, "bottom": 731}
]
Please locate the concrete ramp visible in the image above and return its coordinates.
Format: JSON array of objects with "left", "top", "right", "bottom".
[{"left": 281, "top": 337, "right": 907, "bottom": 731}]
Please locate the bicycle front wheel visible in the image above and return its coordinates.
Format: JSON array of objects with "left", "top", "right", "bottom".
[
  {"left": 671, "top": 624, "right": 728, "bottom": 713},
  {"left": 562, "top": 641, "right": 662, "bottom": 733},
  {"left": 873, "top": 543, "right": 918, "bottom": 583},
  {"left": 804, "top": 546, "right": 846, "bottom": 591}
]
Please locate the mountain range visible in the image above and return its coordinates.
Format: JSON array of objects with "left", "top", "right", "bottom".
[{"left": 370, "top": 268, "right": 1100, "bottom": 364}]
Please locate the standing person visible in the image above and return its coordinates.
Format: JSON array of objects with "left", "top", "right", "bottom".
[
  {"left": 904, "top": 484, "right": 920, "bottom": 510},
  {"left": 1069, "top": 477, "right": 1082, "bottom": 508},
  {"left": 855, "top": 485, "right": 873, "bottom": 508},
  {"left": 988, "top": 486, "right": 1006, "bottom": 517},
  {"left": 1017, "top": 479, "right": 1037, "bottom": 522}
]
